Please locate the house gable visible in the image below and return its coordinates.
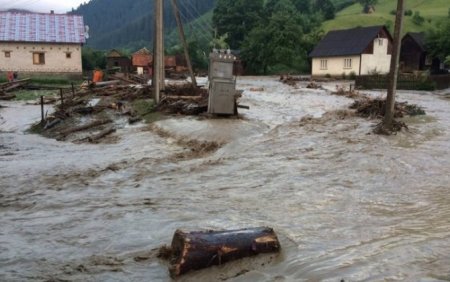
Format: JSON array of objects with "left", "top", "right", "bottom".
[{"left": 311, "top": 26, "right": 393, "bottom": 76}]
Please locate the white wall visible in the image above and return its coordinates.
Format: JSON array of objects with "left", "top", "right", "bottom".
[
  {"left": 312, "top": 55, "right": 360, "bottom": 76},
  {"left": 361, "top": 38, "right": 391, "bottom": 75},
  {"left": 0, "top": 42, "right": 82, "bottom": 73}
]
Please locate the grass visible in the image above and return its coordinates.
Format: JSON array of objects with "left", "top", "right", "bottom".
[
  {"left": 322, "top": 0, "right": 450, "bottom": 34},
  {"left": 131, "top": 99, "right": 164, "bottom": 123},
  {"left": 14, "top": 90, "right": 58, "bottom": 101}
]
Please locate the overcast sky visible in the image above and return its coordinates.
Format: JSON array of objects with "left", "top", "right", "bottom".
[{"left": 0, "top": 0, "right": 87, "bottom": 13}]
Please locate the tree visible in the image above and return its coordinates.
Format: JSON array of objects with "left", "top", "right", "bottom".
[
  {"left": 426, "top": 20, "right": 450, "bottom": 62},
  {"left": 357, "top": 0, "right": 378, "bottom": 13},
  {"left": 213, "top": 0, "right": 264, "bottom": 49},
  {"left": 377, "top": 0, "right": 404, "bottom": 134},
  {"left": 241, "top": 0, "right": 306, "bottom": 74},
  {"left": 314, "top": 0, "right": 336, "bottom": 20}
]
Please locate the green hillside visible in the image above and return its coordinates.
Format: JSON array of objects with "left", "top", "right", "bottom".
[{"left": 322, "top": 0, "right": 450, "bottom": 33}]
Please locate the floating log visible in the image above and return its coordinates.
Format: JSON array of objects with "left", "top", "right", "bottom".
[{"left": 168, "top": 227, "right": 281, "bottom": 277}]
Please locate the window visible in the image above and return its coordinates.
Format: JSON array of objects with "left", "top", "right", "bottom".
[
  {"left": 378, "top": 38, "right": 383, "bottom": 46},
  {"left": 320, "top": 59, "right": 327, "bottom": 70},
  {"left": 4, "top": 51, "right": 11, "bottom": 58},
  {"left": 33, "top": 52, "right": 45, "bottom": 65},
  {"left": 65, "top": 52, "right": 72, "bottom": 59},
  {"left": 344, "top": 58, "right": 352, "bottom": 69}
]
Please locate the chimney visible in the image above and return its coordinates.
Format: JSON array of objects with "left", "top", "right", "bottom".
[{"left": 50, "top": 10, "right": 54, "bottom": 14}]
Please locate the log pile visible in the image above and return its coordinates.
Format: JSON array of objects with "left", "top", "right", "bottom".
[
  {"left": 161, "top": 227, "right": 281, "bottom": 277},
  {"left": 0, "top": 79, "right": 30, "bottom": 100}
]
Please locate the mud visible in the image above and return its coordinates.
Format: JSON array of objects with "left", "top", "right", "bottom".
[{"left": 1, "top": 77, "right": 450, "bottom": 281}]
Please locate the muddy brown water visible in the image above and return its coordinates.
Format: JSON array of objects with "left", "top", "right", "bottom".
[{"left": 1, "top": 77, "right": 450, "bottom": 281}]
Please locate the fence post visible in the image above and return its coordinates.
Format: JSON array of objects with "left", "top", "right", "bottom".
[
  {"left": 41, "top": 96, "right": 44, "bottom": 123},
  {"left": 71, "top": 82, "right": 75, "bottom": 98},
  {"left": 60, "top": 88, "right": 64, "bottom": 111}
]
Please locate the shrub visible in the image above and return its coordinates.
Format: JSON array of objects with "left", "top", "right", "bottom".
[
  {"left": 342, "top": 72, "right": 347, "bottom": 79},
  {"left": 412, "top": 11, "right": 425, "bottom": 26},
  {"left": 325, "top": 73, "right": 331, "bottom": 78},
  {"left": 404, "top": 9, "right": 413, "bottom": 16},
  {"left": 349, "top": 71, "right": 357, "bottom": 80}
]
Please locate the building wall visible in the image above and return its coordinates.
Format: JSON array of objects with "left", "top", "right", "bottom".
[
  {"left": 361, "top": 38, "right": 391, "bottom": 75},
  {"left": 312, "top": 55, "right": 360, "bottom": 76},
  {"left": 0, "top": 42, "right": 82, "bottom": 73},
  {"left": 312, "top": 38, "right": 391, "bottom": 76}
]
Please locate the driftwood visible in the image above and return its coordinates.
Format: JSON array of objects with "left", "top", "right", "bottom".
[
  {"left": 93, "top": 80, "right": 121, "bottom": 87},
  {"left": 59, "top": 119, "right": 112, "bottom": 137},
  {"left": 0, "top": 79, "right": 30, "bottom": 93},
  {"left": 166, "top": 227, "right": 281, "bottom": 277},
  {"left": 86, "top": 126, "right": 116, "bottom": 143},
  {"left": 0, "top": 94, "right": 16, "bottom": 100}
]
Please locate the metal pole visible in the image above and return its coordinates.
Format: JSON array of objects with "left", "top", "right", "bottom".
[
  {"left": 153, "top": 0, "right": 165, "bottom": 103},
  {"left": 170, "top": 0, "right": 197, "bottom": 88}
]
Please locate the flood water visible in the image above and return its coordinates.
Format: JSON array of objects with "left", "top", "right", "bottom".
[{"left": 1, "top": 77, "right": 450, "bottom": 281}]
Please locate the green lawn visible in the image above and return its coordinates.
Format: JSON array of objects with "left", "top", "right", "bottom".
[{"left": 322, "top": 0, "right": 450, "bottom": 34}]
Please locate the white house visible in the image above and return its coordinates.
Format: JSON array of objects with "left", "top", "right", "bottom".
[
  {"left": 0, "top": 11, "right": 85, "bottom": 77},
  {"left": 310, "top": 26, "right": 393, "bottom": 77}
]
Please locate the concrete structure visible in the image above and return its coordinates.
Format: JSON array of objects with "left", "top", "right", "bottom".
[
  {"left": 310, "top": 26, "right": 393, "bottom": 77},
  {"left": 208, "top": 50, "right": 236, "bottom": 115},
  {"left": 0, "top": 11, "right": 85, "bottom": 77}
]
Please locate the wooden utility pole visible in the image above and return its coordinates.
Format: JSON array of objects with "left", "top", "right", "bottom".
[
  {"left": 382, "top": 0, "right": 405, "bottom": 131},
  {"left": 153, "top": 0, "right": 165, "bottom": 103},
  {"left": 170, "top": 0, "right": 197, "bottom": 88}
]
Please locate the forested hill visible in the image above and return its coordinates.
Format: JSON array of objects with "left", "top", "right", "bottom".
[{"left": 73, "top": 0, "right": 216, "bottom": 50}]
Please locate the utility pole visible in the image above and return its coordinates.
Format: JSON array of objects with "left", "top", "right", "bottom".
[
  {"left": 171, "top": 0, "right": 197, "bottom": 88},
  {"left": 153, "top": 0, "right": 165, "bottom": 103},
  {"left": 382, "top": 0, "right": 404, "bottom": 132}
]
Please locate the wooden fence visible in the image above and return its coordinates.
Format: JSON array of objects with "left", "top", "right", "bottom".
[{"left": 355, "top": 74, "right": 450, "bottom": 90}]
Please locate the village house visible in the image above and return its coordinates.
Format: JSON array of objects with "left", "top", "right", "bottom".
[
  {"left": 400, "top": 32, "right": 445, "bottom": 74},
  {"left": 132, "top": 47, "right": 153, "bottom": 75},
  {"left": 0, "top": 11, "right": 85, "bottom": 78},
  {"left": 106, "top": 49, "right": 132, "bottom": 73},
  {"left": 310, "top": 26, "right": 393, "bottom": 77}
]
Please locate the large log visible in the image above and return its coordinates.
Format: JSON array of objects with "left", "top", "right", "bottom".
[{"left": 168, "top": 227, "right": 281, "bottom": 277}]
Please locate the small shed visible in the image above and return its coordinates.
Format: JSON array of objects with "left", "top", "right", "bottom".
[
  {"left": 132, "top": 47, "right": 153, "bottom": 75},
  {"left": 106, "top": 49, "right": 131, "bottom": 73},
  {"left": 400, "top": 33, "right": 427, "bottom": 72}
]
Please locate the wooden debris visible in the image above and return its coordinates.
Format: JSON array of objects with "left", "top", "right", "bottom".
[
  {"left": 165, "top": 227, "right": 281, "bottom": 277},
  {"left": 78, "top": 126, "right": 116, "bottom": 143},
  {"left": 350, "top": 97, "right": 426, "bottom": 119},
  {"left": 59, "top": 119, "right": 112, "bottom": 137}
]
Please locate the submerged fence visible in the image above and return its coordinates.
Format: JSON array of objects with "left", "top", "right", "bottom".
[{"left": 355, "top": 74, "right": 450, "bottom": 90}]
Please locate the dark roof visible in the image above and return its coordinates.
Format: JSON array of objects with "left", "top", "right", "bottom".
[
  {"left": 0, "top": 11, "right": 85, "bottom": 44},
  {"left": 405, "top": 32, "right": 425, "bottom": 51},
  {"left": 309, "top": 26, "right": 389, "bottom": 58}
]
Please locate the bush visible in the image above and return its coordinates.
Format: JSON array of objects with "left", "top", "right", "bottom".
[
  {"left": 349, "top": 71, "right": 357, "bottom": 80},
  {"left": 412, "top": 11, "right": 425, "bottom": 26},
  {"left": 325, "top": 73, "right": 331, "bottom": 78},
  {"left": 404, "top": 9, "right": 413, "bottom": 16},
  {"left": 390, "top": 10, "right": 396, "bottom": 15},
  {"left": 342, "top": 72, "right": 347, "bottom": 79}
]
